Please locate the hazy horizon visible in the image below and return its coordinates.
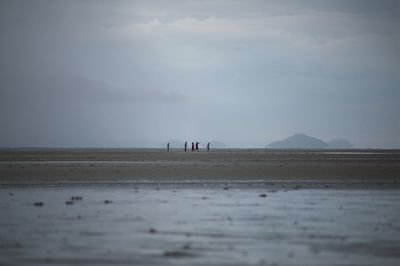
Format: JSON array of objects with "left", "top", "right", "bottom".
[{"left": 1, "top": 0, "right": 399, "bottom": 149}]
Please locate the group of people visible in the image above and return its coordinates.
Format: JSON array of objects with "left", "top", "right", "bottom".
[{"left": 166, "top": 141, "right": 210, "bottom": 152}]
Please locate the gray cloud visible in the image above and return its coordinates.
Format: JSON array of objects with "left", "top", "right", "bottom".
[{"left": 0, "top": 0, "right": 399, "bottom": 148}]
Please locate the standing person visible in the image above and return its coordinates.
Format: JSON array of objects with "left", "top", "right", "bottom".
[
  {"left": 184, "top": 141, "right": 187, "bottom": 152},
  {"left": 207, "top": 142, "right": 210, "bottom": 151},
  {"left": 167, "top": 142, "right": 170, "bottom": 152},
  {"left": 191, "top": 142, "right": 194, "bottom": 152},
  {"left": 195, "top": 142, "right": 199, "bottom": 152}
]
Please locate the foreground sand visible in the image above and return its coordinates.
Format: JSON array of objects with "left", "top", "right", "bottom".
[
  {"left": 0, "top": 148, "right": 399, "bottom": 184},
  {"left": 1, "top": 185, "right": 400, "bottom": 266}
]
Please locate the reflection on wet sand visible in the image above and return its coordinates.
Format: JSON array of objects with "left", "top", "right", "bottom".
[{"left": 1, "top": 185, "right": 400, "bottom": 266}]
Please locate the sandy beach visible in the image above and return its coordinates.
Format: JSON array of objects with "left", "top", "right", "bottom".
[
  {"left": 1, "top": 149, "right": 400, "bottom": 266},
  {"left": 0, "top": 148, "right": 399, "bottom": 184}
]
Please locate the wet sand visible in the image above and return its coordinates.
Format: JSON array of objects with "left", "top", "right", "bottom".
[
  {"left": 1, "top": 149, "right": 400, "bottom": 265},
  {"left": 0, "top": 148, "right": 399, "bottom": 184},
  {"left": 1, "top": 185, "right": 400, "bottom": 266}
]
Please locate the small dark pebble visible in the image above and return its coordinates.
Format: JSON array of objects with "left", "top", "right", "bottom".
[
  {"left": 65, "top": 201, "right": 74, "bottom": 205},
  {"left": 149, "top": 228, "right": 157, "bottom": 234},
  {"left": 33, "top": 202, "right": 44, "bottom": 207},
  {"left": 70, "top": 196, "right": 83, "bottom": 201},
  {"left": 224, "top": 187, "right": 229, "bottom": 190},
  {"left": 201, "top": 196, "right": 208, "bottom": 200},
  {"left": 259, "top": 194, "right": 267, "bottom": 197},
  {"left": 9, "top": 193, "right": 13, "bottom": 196},
  {"left": 163, "top": 250, "right": 193, "bottom": 257},
  {"left": 104, "top": 200, "right": 113, "bottom": 204},
  {"left": 182, "top": 243, "right": 191, "bottom": 250}
]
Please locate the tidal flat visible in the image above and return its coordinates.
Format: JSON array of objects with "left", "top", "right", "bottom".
[
  {"left": 0, "top": 149, "right": 400, "bottom": 265},
  {"left": 1, "top": 185, "right": 400, "bottom": 266}
]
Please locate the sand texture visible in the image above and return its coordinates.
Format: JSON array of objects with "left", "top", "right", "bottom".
[
  {"left": 1, "top": 186, "right": 400, "bottom": 266},
  {"left": 1, "top": 149, "right": 400, "bottom": 265},
  {"left": 0, "top": 149, "right": 399, "bottom": 184}
]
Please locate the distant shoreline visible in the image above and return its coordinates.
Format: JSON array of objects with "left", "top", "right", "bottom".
[{"left": 1, "top": 147, "right": 400, "bottom": 151}]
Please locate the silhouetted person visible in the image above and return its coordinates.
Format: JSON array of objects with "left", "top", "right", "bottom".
[
  {"left": 191, "top": 142, "right": 194, "bottom": 152},
  {"left": 195, "top": 142, "right": 199, "bottom": 151},
  {"left": 184, "top": 141, "right": 187, "bottom": 152},
  {"left": 207, "top": 142, "right": 210, "bottom": 151},
  {"left": 167, "top": 142, "right": 170, "bottom": 152}
]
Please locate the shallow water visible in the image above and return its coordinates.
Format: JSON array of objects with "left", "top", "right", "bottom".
[{"left": 1, "top": 186, "right": 400, "bottom": 266}]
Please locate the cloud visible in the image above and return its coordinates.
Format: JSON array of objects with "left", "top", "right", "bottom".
[
  {"left": 0, "top": 74, "right": 186, "bottom": 106},
  {"left": 109, "top": 11, "right": 398, "bottom": 83},
  {"left": 111, "top": 10, "right": 399, "bottom": 77},
  {"left": 114, "top": 9, "right": 398, "bottom": 43},
  {"left": 0, "top": 0, "right": 398, "bottom": 148},
  {"left": 132, "top": 16, "right": 240, "bottom": 35}
]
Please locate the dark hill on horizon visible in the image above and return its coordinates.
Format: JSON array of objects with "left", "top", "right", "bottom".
[
  {"left": 268, "top": 134, "right": 354, "bottom": 149},
  {"left": 327, "top": 139, "right": 354, "bottom": 149},
  {"left": 268, "top": 134, "right": 328, "bottom": 149}
]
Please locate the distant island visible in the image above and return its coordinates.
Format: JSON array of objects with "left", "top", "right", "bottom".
[
  {"left": 327, "top": 139, "right": 353, "bottom": 149},
  {"left": 267, "top": 133, "right": 353, "bottom": 149}
]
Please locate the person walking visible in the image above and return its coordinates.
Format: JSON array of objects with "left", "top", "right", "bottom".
[
  {"left": 184, "top": 141, "right": 187, "bottom": 152},
  {"left": 167, "top": 142, "right": 170, "bottom": 152},
  {"left": 207, "top": 142, "right": 210, "bottom": 151},
  {"left": 195, "top": 142, "right": 199, "bottom": 152},
  {"left": 191, "top": 142, "right": 195, "bottom": 152}
]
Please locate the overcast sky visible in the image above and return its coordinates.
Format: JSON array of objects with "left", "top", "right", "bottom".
[{"left": 0, "top": 0, "right": 399, "bottom": 148}]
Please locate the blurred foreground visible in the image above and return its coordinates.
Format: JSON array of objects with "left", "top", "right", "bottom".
[{"left": 1, "top": 185, "right": 400, "bottom": 266}]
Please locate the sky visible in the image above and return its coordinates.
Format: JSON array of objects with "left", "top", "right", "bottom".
[{"left": 0, "top": 0, "right": 399, "bottom": 148}]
